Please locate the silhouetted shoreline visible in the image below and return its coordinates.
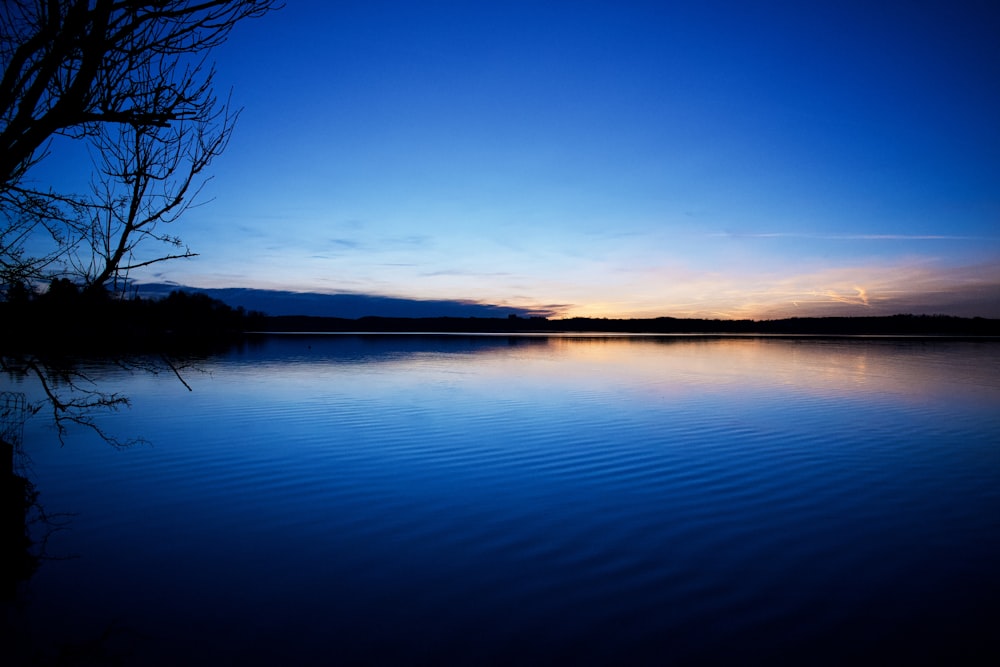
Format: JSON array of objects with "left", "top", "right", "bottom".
[
  {"left": 3, "top": 282, "right": 999, "bottom": 353},
  {"left": 259, "top": 313, "right": 1000, "bottom": 337},
  {"left": 0, "top": 282, "right": 254, "bottom": 353}
]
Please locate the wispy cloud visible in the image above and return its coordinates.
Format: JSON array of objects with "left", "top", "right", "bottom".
[
  {"left": 818, "top": 286, "right": 870, "bottom": 307},
  {"left": 420, "top": 269, "right": 514, "bottom": 278},
  {"left": 327, "top": 238, "right": 362, "bottom": 249},
  {"left": 713, "top": 232, "right": 994, "bottom": 241},
  {"left": 556, "top": 259, "right": 1000, "bottom": 320},
  {"left": 381, "top": 235, "right": 432, "bottom": 247}
]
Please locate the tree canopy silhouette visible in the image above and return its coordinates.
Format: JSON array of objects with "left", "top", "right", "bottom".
[{"left": 0, "top": 0, "right": 277, "bottom": 291}]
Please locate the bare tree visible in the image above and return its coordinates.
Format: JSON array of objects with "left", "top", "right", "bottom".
[
  {"left": 0, "top": 0, "right": 277, "bottom": 288},
  {"left": 0, "top": 1, "right": 278, "bottom": 452},
  {"left": 73, "top": 69, "right": 237, "bottom": 291}
]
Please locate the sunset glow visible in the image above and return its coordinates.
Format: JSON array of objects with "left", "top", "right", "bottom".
[{"left": 48, "top": 1, "right": 1000, "bottom": 319}]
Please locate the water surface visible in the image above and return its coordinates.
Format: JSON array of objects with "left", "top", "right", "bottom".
[{"left": 5, "top": 335, "right": 1000, "bottom": 665}]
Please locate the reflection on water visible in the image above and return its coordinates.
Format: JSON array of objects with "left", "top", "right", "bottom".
[{"left": 4, "top": 335, "right": 1000, "bottom": 665}]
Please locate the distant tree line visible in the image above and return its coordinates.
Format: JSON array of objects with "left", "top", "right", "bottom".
[
  {"left": 260, "top": 313, "right": 1000, "bottom": 337},
  {"left": 4, "top": 283, "right": 998, "bottom": 353}
]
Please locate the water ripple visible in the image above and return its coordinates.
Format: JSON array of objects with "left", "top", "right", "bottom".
[{"left": 15, "top": 337, "right": 1000, "bottom": 665}]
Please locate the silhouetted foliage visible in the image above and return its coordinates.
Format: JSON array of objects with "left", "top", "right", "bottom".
[
  {"left": 1, "top": 283, "right": 264, "bottom": 352},
  {"left": 0, "top": 0, "right": 278, "bottom": 288}
]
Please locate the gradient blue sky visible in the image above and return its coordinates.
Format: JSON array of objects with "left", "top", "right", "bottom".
[{"left": 75, "top": 1, "right": 1000, "bottom": 317}]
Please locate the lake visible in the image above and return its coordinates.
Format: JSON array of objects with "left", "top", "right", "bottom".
[{"left": 4, "top": 334, "right": 1000, "bottom": 665}]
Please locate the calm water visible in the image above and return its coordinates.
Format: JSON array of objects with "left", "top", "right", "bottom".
[{"left": 4, "top": 335, "right": 1000, "bottom": 665}]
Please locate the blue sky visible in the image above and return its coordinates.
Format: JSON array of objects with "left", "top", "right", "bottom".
[{"left": 70, "top": 1, "right": 1000, "bottom": 317}]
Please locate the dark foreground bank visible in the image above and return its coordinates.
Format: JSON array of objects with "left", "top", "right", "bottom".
[{"left": 0, "top": 281, "right": 262, "bottom": 353}]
